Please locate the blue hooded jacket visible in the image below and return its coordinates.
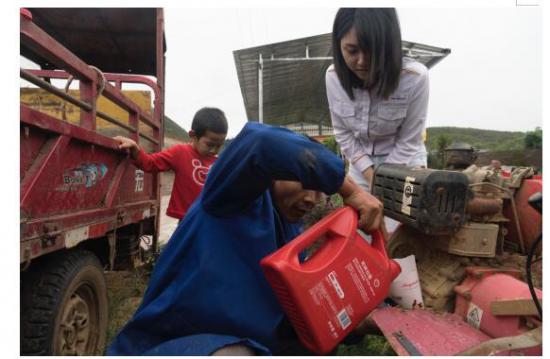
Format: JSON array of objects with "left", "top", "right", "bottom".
[{"left": 107, "top": 122, "right": 345, "bottom": 355}]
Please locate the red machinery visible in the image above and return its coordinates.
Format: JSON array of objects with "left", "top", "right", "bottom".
[
  {"left": 454, "top": 267, "right": 542, "bottom": 355},
  {"left": 369, "top": 164, "right": 543, "bottom": 355},
  {"left": 503, "top": 177, "right": 542, "bottom": 255},
  {"left": 20, "top": 8, "right": 166, "bottom": 355}
]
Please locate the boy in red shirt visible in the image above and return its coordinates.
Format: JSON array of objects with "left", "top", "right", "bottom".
[{"left": 114, "top": 107, "right": 228, "bottom": 220}]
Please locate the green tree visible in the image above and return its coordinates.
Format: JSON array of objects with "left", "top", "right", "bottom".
[
  {"left": 427, "top": 152, "right": 441, "bottom": 169},
  {"left": 435, "top": 133, "right": 452, "bottom": 153},
  {"left": 434, "top": 134, "right": 452, "bottom": 168},
  {"left": 524, "top": 127, "right": 542, "bottom": 149}
]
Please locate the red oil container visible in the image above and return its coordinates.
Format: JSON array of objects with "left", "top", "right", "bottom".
[{"left": 261, "top": 206, "right": 401, "bottom": 354}]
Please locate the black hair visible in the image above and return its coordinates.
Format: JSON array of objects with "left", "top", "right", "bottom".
[
  {"left": 191, "top": 107, "right": 228, "bottom": 137},
  {"left": 332, "top": 8, "right": 403, "bottom": 100}
]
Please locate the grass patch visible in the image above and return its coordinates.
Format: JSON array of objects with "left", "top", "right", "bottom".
[
  {"left": 103, "top": 269, "right": 150, "bottom": 354},
  {"left": 337, "top": 334, "right": 395, "bottom": 356}
]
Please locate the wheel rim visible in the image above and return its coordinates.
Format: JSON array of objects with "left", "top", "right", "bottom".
[{"left": 56, "top": 284, "right": 98, "bottom": 355}]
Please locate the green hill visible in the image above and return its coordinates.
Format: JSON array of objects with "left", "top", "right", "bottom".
[
  {"left": 161, "top": 121, "right": 537, "bottom": 153},
  {"left": 426, "top": 127, "right": 526, "bottom": 151},
  {"left": 164, "top": 115, "right": 189, "bottom": 141}
]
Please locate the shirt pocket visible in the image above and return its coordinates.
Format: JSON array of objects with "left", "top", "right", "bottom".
[
  {"left": 333, "top": 101, "right": 355, "bottom": 118},
  {"left": 370, "top": 104, "right": 407, "bottom": 137},
  {"left": 332, "top": 101, "right": 361, "bottom": 135}
]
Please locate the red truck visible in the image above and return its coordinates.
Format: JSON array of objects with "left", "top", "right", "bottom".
[{"left": 20, "top": 8, "right": 165, "bottom": 355}]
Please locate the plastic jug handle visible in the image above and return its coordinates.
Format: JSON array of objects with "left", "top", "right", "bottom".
[
  {"left": 368, "top": 228, "right": 401, "bottom": 279},
  {"left": 286, "top": 207, "right": 357, "bottom": 266},
  {"left": 369, "top": 229, "right": 388, "bottom": 258}
]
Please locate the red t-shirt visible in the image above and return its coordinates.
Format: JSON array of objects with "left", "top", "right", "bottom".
[{"left": 134, "top": 143, "right": 217, "bottom": 219}]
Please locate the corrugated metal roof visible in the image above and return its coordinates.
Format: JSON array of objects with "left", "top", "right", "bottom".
[
  {"left": 234, "top": 33, "right": 450, "bottom": 133},
  {"left": 21, "top": 8, "right": 165, "bottom": 76}
]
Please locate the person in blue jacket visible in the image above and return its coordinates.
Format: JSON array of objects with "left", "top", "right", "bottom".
[{"left": 107, "top": 122, "right": 384, "bottom": 356}]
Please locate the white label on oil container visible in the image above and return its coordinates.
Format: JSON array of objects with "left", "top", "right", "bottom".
[
  {"left": 308, "top": 281, "right": 340, "bottom": 338},
  {"left": 65, "top": 226, "right": 89, "bottom": 248},
  {"left": 401, "top": 176, "right": 415, "bottom": 216},
  {"left": 337, "top": 308, "right": 351, "bottom": 330},
  {"left": 328, "top": 271, "right": 345, "bottom": 299},
  {"left": 466, "top": 302, "right": 483, "bottom": 329},
  {"left": 345, "top": 259, "right": 371, "bottom": 305}
]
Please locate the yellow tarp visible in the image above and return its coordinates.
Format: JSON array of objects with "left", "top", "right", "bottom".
[{"left": 20, "top": 88, "right": 154, "bottom": 141}]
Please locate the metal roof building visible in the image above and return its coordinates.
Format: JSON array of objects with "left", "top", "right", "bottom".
[{"left": 234, "top": 33, "right": 450, "bottom": 137}]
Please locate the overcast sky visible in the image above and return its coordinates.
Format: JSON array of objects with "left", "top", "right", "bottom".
[{"left": 163, "top": 5, "right": 541, "bottom": 137}]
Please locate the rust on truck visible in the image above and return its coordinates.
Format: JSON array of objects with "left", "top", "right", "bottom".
[
  {"left": 20, "top": 8, "right": 166, "bottom": 355},
  {"left": 20, "top": 8, "right": 165, "bottom": 264}
]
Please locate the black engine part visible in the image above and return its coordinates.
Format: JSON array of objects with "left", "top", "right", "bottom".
[{"left": 372, "top": 164, "right": 470, "bottom": 235}]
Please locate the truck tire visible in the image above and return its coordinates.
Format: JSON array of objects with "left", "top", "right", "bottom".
[{"left": 20, "top": 249, "right": 108, "bottom": 355}]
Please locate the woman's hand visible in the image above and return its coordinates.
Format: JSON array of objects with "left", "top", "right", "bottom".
[
  {"left": 113, "top": 136, "right": 140, "bottom": 159},
  {"left": 339, "top": 176, "right": 384, "bottom": 232}
]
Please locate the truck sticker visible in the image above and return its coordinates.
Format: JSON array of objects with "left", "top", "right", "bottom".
[
  {"left": 142, "top": 208, "right": 151, "bottom": 219},
  {"left": 135, "top": 170, "right": 144, "bottom": 192},
  {"left": 401, "top": 176, "right": 415, "bottom": 216},
  {"left": 466, "top": 302, "right": 483, "bottom": 329},
  {"left": 58, "top": 163, "right": 108, "bottom": 191}
]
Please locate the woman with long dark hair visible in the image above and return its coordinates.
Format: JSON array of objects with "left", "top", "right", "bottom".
[{"left": 327, "top": 8, "right": 429, "bottom": 191}]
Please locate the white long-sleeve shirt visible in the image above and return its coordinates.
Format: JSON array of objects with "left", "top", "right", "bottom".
[{"left": 326, "top": 57, "right": 429, "bottom": 174}]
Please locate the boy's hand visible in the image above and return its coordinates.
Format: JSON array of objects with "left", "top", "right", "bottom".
[
  {"left": 113, "top": 136, "right": 139, "bottom": 159},
  {"left": 113, "top": 135, "right": 137, "bottom": 150},
  {"left": 339, "top": 176, "right": 384, "bottom": 232}
]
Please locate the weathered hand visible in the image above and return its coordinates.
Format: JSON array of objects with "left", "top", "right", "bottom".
[
  {"left": 339, "top": 176, "right": 383, "bottom": 232},
  {"left": 343, "top": 188, "right": 383, "bottom": 232}
]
